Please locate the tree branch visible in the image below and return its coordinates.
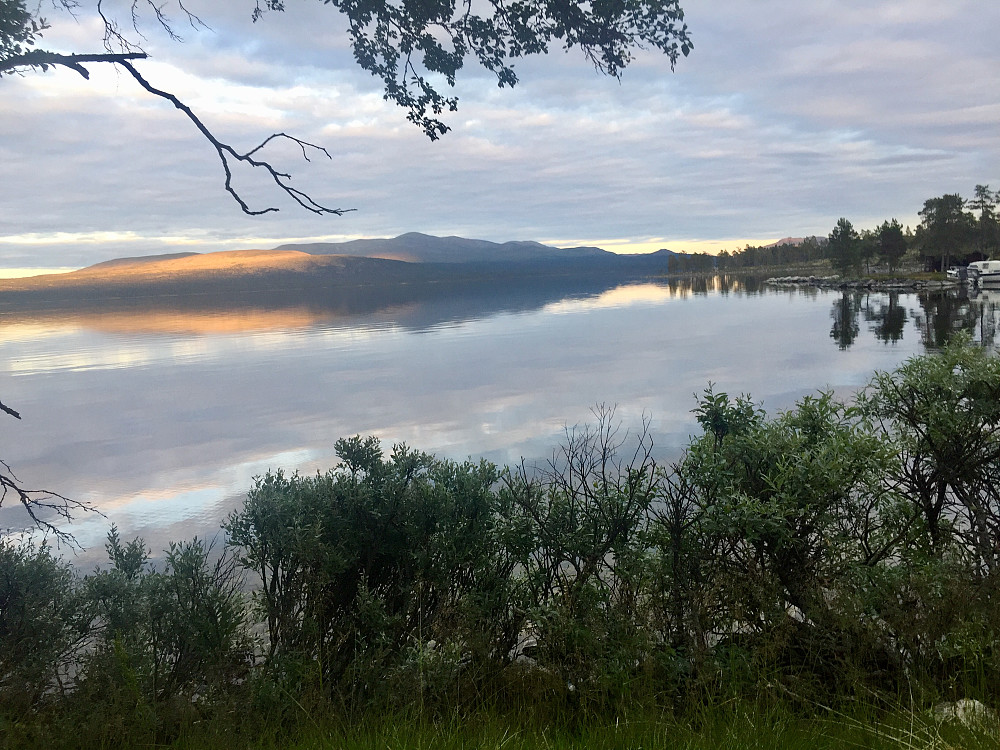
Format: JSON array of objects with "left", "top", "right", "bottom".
[
  {"left": 116, "top": 59, "right": 350, "bottom": 216},
  {"left": 0, "top": 399, "right": 21, "bottom": 420},
  {"left": 0, "top": 457, "right": 99, "bottom": 547},
  {"left": 2, "top": 50, "right": 351, "bottom": 216},
  {"left": 0, "top": 50, "right": 148, "bottom": 78}
]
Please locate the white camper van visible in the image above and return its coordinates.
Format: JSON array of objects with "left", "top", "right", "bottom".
[{"left": 968, "top": 259, "right": 1000, "bottom": 284}]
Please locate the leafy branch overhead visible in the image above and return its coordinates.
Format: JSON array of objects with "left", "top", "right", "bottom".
[
  {"left": 0, "top": 0, "right": 692, "bottom": 212},
  {"left": 256, "top": 0, "right": 693, "bottom": 139}
]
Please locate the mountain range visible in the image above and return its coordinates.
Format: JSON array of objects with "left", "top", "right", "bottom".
[
  {"left": 0, "top": 233, "right": 676, "bottom": 305},
  {"left": 274, "top": 232, "right": 614, "bottom": 264}
]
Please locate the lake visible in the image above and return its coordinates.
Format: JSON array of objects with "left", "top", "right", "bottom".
[{"left": 2, "top": 275, "right": 997, "bottom": 561}]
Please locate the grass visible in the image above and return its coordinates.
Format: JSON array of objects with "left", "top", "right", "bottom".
[{"left": 140, "top": 700, "right": 999, "bottom": 750}]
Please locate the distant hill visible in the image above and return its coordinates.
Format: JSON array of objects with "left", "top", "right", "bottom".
[
  {"left": 763, "top": 236, "right": 825, "bottom": 248},
  {"left": 0, "top": 249, "right": 410, "bottom": 290},
  {"left": 85, "top": 251, "right": 201, "bottom": 270},
  {"left": 70, "top": 248, "right": 358, "bottom": 279},
  {"left": 0, "top": 234, "right": 677, "bottom": 307},
  {"left": 276, "top": 232, "right": 611, "bottom": 264}
]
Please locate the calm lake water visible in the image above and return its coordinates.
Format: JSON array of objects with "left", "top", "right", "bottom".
[{"left": 2, "top": 275, "right": 998, "bottom": 560}]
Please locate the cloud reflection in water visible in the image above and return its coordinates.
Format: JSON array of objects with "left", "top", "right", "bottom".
[{"left": 0, "top": 279, "right": 947, "bottom": 561}]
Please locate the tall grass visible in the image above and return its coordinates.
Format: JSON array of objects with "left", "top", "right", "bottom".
[{"left": 156, "top": 700, "right": 998, "bottom": 750}]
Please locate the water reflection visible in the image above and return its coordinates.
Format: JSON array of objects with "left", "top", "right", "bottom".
[
  {"left": 913, "top": 292, "right": 978, "bottom": 349},
  {"left": 974, "top": 288, "right": 1000, "bottom": 350},
  {"left": 1, "top": 274, "right": 997, "bottom": 563},
  {"left": 865, "top": 293, "right": 906, "bottom": 345},
  {"left": 826, "top": 287, "right": 1000, "bottom": 351},
  {"left": 830, "top": 293, "right": 862, "bottom": 350},
  {"left": 0, "top": 274, "right": 772, "bottom": 343}
]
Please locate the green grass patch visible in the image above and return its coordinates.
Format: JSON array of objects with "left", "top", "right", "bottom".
[{"left": 107, "top": 701, "right": 1000, "bottom": 750}]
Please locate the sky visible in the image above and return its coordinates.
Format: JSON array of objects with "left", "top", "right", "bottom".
[{"left": 1, "top": 0, "right": 999, "bottom": 272}]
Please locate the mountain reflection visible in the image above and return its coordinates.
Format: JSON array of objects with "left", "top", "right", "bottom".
[
  {"left": 4, "top": 275, "right": 997, "bottom": 353},
  {"left": 0, "top": 275, "right": 766, "bottom": 337}
]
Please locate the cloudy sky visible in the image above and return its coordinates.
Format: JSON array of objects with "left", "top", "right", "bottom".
[{"left": 1, "top": 0, "right": 998, "bottom": 272}]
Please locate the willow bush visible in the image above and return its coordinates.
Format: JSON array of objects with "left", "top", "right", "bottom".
[
  {"left": 224, "top": 435, "right": 517, "bottom": 709},
  {"left": 2, "top": 337, "right": 1000, "bottom": 745}
]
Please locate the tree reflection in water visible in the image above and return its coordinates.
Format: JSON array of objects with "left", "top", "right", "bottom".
[
  {"left": 830, "top": 292, "right": 862, "bottom": 350},
  {"left": 829, "top": 287, "right": 1000, "bottom": 351},
  {"left": 913, "top": 291, "right": 978, "bottom": 349},
  {"left": 865, "top": 292, "right": 907, "bottom": 344}
]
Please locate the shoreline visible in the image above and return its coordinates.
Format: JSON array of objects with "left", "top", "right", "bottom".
[{"left": 765, "top": 274, "right": 959, "bottom": 291}]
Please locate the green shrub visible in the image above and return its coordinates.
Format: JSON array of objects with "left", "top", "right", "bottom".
[
  {"left": 225, "top": 436, "right": 516, "bottom": 706},
  {"left": 502, "top": 406, "right": 659, "bottom": 712},
  {"left": 69, "top": 528, "right": 252, "bottom": 744},
  {"left": 0, "top": 539, "right": 88, "bottom": 712}
]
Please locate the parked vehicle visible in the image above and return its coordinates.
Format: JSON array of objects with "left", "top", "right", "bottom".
[{"left": 968, "top": 259, "right": 1000, "bottom": 284}]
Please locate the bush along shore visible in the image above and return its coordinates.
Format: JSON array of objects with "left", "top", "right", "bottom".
[{"left": 3, "top": 337, "right": 1000, "bottom": 749}]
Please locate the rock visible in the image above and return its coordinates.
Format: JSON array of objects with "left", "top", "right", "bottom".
[
  {"left": 932, "top": 698, "right": 997, "bottom": 727},
  {"left": 763, "top": 275, "right": 960, "bottom": 292}
]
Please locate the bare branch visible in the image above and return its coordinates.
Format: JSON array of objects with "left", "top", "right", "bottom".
[
  {"left": 116, "top": 59, "right": 351, "bottom": 216},
  {"left": 0, "top": 458, "right": 100, "bottom": 547},
  {"left": 1, "top": 50, "right": 351, "bottom": 216},
  {"left": 93, "top": 0, "right": 210, "bottom": 53},
  {"left": 246, "top": 132, "right": 331, "bottom": 162}
]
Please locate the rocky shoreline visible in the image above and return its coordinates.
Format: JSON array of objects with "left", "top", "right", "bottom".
[{"left": 765, "top": 275, "right": 958, "bottom": 291}]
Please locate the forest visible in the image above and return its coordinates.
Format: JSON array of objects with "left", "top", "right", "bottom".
[{"left": 667, "top": 184, "right": 1000, "bottom": 276}]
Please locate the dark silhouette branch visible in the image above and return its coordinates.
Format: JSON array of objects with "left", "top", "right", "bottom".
[
  {"left": 0, "top": 400, "right": 21, "bottom": 420},
  {"left": 94, "top": 0, "right": 209, "bottom": 52},
  {"left": 0, "top": 401, "right": 100, "bottom": 544},
  {"left": 0, "top": 50, "right": 148, "bottom": 78},
  {"left": 0, "top": 456, "right": 100, "bottom": 546},
  {"left": 1, "top": 52, "right": 351, "bottom": 216},
  {"left": 117, "top": 59, "right": 351, "bottom": 216}
]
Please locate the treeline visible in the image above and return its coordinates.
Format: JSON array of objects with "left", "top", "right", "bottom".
[
  {"left": 667, "top": 184, "right": 1000, "bottom": 275},
  {"left": 3, "top": 339, "right": 1000, "bottom": 746},
  {"left": 717, "top": 236, "right": 828, "bottom": 271}
]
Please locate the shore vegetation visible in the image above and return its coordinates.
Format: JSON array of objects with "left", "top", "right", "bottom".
[{"left": 2, "top": 337, "right": 1000, "bottom": 748}]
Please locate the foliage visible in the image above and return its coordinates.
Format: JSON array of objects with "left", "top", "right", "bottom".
[
  {"left": 502, "top": 406, "right": 659, "bottom": 709},
  {"left": 0, "top": 540, "right": 88, "bottom": 710},
  {"left": 850, "top": 336, "right": 1000, "bottom": 692},
  {"left": 255, "top": 0, "right": 692, "bottom": 139},
  {"left": 7, "top": 340, "right": 1000, "bottom": 744},
  {"left": 969, "top": 184, "right": 1000, "bottom": 257},
  {"left": 708, "top": 183, "right": 998, "bottom": 274},
  {"left": 0, "top": 0, "right": 692, "bottom": 138},
  {"left": 0, "top": 0, "right": 44, "bottom": 70},
  {"left": 917, "top": 193, "right": 974, "bottom": 270},
  {"left": 828, "top": 217, "right": 862, "bottom": 276},
  {"left": 668, "top": 251, "right": 717, "bottom": 273},
  {"left": 857, "top": 335, "right": 1000, "bottom": 567},
  {"left": 225, "top": 436, "right": 512, "bottom": 705},
  {"left": 75, "top": 526, "right": 251, "bottom": 741},
  {"left": 876, "top": 219, "right": 908, "bottom": 272},
  {"left": 680, "top": 388, "right": 899, "bottom": 692},
  {"left": 715, "top": 236, "right": 828, "bottom": 271}
]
